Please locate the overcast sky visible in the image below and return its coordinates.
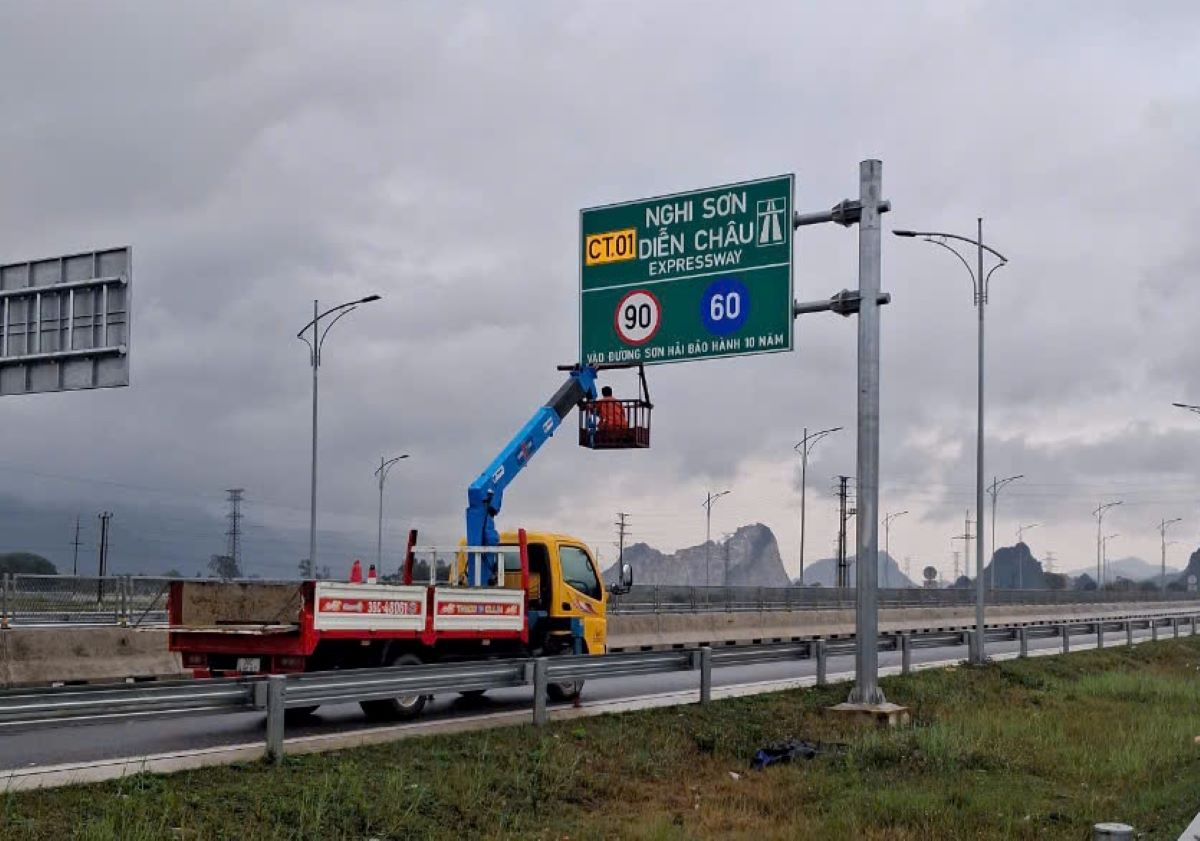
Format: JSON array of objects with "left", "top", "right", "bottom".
[{"left": 2, "top": 1, "right": 1199, "bottom": 581}]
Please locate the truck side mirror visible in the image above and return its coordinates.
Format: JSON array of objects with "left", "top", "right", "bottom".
[{"left": 610, "top": 563, "right": 634, "bottom": 595}]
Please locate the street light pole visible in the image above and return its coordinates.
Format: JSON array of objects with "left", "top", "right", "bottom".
[
  {"left": 1102, "top": 533, "right": 1119, "bottom": 584},
  {"left": 987, "top": 474, "right": 1023, "bottom": 590},
  {"left": 1016, "top": 523, "right": 1040, "bottom": 544},
  {"left": 894, "top": 222, "right": 1007, "bottom": 664},
  {"left": 375, "top": 454, "right": 409, "bottom": 570},
  {"left": 1092, "top": 501, "right": 1121, "bottom": 589},
  {"left": 702, "top": 490, "right": 730, "bottom": 590},
  {"left": 1159, "top": 517, "right": 1182, "bottom": 593},
  {"left": 297, "top": 294, "right": 382, "bottom": 571},
  {"left": 1016, "top": 522, "right": 1040, "bottom": 588},
  {"left": 794, "top": 426, "right": 842, "bottom": 585},
  {"left": 882, "top": 511, "right": 908, "bottom": 588}
]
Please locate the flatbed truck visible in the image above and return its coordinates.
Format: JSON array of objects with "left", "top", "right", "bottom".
[{"left": 169, "top": 364, "right": 645, "bottom": 719}]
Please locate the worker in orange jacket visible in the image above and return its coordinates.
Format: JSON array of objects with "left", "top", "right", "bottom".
[{"left": 595, "top": 385, "right": 627, "bottom": 430}]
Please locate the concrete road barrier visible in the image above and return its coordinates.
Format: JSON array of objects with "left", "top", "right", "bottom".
[
  {"left": 606, "top": 601, "right": 1200, "bottom": 651},
  {"left": 0, "top": 627, "right": 181, "bottom": 688},
  {"left": 5, "top": 600, "right": 1199, "bottom": 686}
]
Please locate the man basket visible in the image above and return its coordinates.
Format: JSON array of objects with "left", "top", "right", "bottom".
[{"left": 578, "top": 364, "right": 652, "bottom": 450}]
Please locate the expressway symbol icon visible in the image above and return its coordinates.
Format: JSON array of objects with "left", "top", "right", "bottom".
[{"left": 757, "top": 198, "right": 786, "bottom": 246}]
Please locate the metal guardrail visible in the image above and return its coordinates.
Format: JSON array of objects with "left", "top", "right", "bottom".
[
  {"left": 1, "top": 574, "right": 1194, "bottom": 627},
  {"left": 0, "top": 610, "right": 1196, "bottom": 765},
  {"left": 0, "top": 676, "right": 256, "bottom": 727}
]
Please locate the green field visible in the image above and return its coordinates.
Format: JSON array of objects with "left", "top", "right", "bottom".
[{"left": 5, "top": 639, "right": 1200, "bottom": 839}]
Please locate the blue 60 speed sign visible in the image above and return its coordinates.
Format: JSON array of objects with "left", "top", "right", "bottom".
[{"left": 700, "top": 277, "right": 750, "bottom": 337}]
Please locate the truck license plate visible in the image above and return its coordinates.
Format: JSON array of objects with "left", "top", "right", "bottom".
[{"left": 236, "top": 657, "right": 261, "bottom": 673}]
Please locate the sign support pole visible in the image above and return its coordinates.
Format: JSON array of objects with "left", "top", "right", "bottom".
[{"left": 849, "top": 160, "right": 886, "bottom": 705}]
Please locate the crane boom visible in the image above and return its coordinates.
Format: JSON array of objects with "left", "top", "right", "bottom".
[{"left": 464, "top": 365, "right": 598, "bottom": 584}]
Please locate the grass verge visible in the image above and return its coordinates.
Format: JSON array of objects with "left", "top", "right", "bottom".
[{"left": 5, "top": 639, "right": 1200, "bottom": 839}]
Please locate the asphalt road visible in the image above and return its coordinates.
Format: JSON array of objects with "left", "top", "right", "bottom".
[{"left": 0, "top": 626, "right": 1165, "bottom": 772}]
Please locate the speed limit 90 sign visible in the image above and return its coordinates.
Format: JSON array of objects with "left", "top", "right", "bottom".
[{"left": 614, "top": 289, "right": 661, "bottom": 345}]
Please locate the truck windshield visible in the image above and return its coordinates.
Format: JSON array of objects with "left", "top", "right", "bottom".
[{"left": 558, "top": 545, "right": 601, "bottom": 600}]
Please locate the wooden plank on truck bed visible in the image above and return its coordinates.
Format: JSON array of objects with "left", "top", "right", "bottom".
[
  {"left": 168, "top": 624, "right": 299, "bottom": 634},
  {"left": 176, "top": 581, "right": 304, "bottom": 627}
]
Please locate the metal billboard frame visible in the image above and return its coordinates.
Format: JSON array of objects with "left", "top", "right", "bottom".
[{"left": 0, "top": 247, "right": 131, "bottom": 396}]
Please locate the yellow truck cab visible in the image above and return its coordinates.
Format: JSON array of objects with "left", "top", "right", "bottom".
[{"left": 498, "top": 530, "right": 611, "bottom": 657}]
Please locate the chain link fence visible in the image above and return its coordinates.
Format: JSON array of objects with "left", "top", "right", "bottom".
[
  {"left": 0, "top": 574, "right": 172, "bottom": 627},
  {"left": 0, "top": 574, "right": 1193, "bottom": 626}
]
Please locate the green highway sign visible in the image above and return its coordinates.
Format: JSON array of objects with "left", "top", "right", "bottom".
[{"left": 579, "top": 174, "right": 794, "bottom": 366}]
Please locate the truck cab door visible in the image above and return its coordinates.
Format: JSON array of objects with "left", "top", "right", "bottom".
[{"left": 553, "top": 543, "right": 607, "bottom": 654}]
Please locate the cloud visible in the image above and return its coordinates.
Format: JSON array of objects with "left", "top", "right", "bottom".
[{"left": 2, "top": 2, "right": 1200, "bottom": 581}]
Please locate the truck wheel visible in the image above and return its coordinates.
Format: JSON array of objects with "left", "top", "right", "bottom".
[
  {"left": 359, "top": 653, "right": 427, "bottom": 721},
  {"left": 547, "top": 680, "right": 584, "bottom": 702}
]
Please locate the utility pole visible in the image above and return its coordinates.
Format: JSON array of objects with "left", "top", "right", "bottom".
[
  {"left": 951, "top": 549, "right": 961, "bottom": 582},
  {"left": 835, "top": 476, "right": 852, "bottom": 588},
  {"left": 1159, "top": 518, "right": 1182, "bottom": 593},
  {"left": 96, "top": 511, "right": 113, "bottom": 604},
  {"left": 1093, "top": 501, "right": 1121, "bottom": 589},
  {"left": 794, "top": 426, "right": 842, "bottom": 586},
  {"left": 953, "top": 512, "right": 974, "bottom": 584},
  {"left": 225, "top": 489, "right": 244, "bottom": 571},
  {"left": 615, "top": 512, "right": 630, "bottom": 566},
  {"left": 71, "top": 515, "right": 82, "bottom": 577},
  {"left": 702, "top": 490, "right": 730, "bottom": 590}
]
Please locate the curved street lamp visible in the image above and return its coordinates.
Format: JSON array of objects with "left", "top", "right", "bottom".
[
  {"left": 297, "top": 294, "right": 382, "bottom": 569},
  {"left": 894, "top": 222, "right": 1008, "bottom": 664},
  {"left": 1092, "top": 501, "right": 1122, "bottom": 589},
  {"left": 375, "top": 454, "right": 410, "bottom": 569},
  {"left": 987, "top": 474, "right": 1023, "bottom": 589},
  {"left": 1102, "top": 533, "right": 1120, "bottom": 586},
  {"left": 702, "top": 490, "right": 731, "bottom": 591},
  {"left": 1159, "top": 518, "right": 1183, "bottom": 593},
  {"left": 794, "top": 426, "right": 842, "bottom": 585},
  {"left": 882, "top": 510, "right": 908, "bottom": 588}
]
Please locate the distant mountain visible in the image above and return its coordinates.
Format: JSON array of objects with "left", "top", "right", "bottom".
[
  {"left": 0, "top": 492, "right": 380, "bottom": 580},
  {"left": 1064, "top": 555, "right": 1181, "bottom": 583},
  {"left": 604, "top": 523, "right": 791, "bottom": 587},
  {"left": 1175, "top": 547, "right": 1200, "bottom": 590},
  {"left": 797, "top": 551, "right": 917, "bottom": 588},
  {"left": 983, "top": 543, "right": 1046, "bottom": 589}
]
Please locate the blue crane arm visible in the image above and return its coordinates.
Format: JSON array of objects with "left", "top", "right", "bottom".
[{"left": 464, "top": 366, "right": 598, "bottom": 584}]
